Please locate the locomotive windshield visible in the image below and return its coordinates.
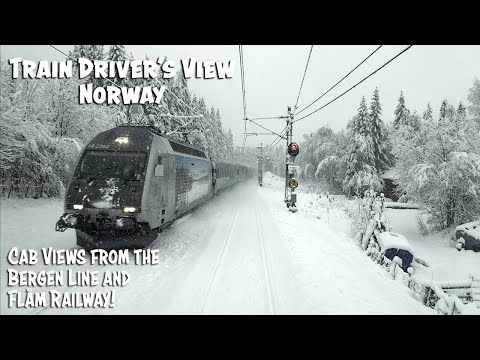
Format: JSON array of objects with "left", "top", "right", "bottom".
[{"left": 78, "top": 151, "right": 147, "bottom": 180}]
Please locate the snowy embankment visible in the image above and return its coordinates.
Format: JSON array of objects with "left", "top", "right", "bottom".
[
  {"left": 260, "top": 172, "right": 434, "bottom": 314},
  {"left": 385, "top": 209, "right": 480, "bottom": 283},
  {"left": 2, "top": 176, "right": 435, "bottom": 314}
]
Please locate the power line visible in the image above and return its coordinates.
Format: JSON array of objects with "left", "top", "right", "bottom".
[
  {"left": 239, "top": 45, "right": 248, "bottom": 149},
  {"left": 248, "top": 116, "right": 285, "bottom": 121},
  {"left": 249, "top": 119, "right": 287, "bottom": 140},
  {"left": 293, "top": 45, "right": 314, "bottom": 114},
  {"left": 239, "top": 45, "right": 248, "bottom": 121},
  {"left": 265, "top": 125, "right": 288, "bottom": 152},
  {"left": 296, "top": 45, "right": 383, "bottom": 116},
  {"left": 48, "top": 45, "right": 203, "bottom": 120},
  {"left": 294, "top": 45, "right": 413, "bottom": 123}
]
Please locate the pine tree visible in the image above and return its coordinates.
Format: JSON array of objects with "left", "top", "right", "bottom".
[
  {"left": 457, "top": 102, "right": 466, "bottom": 119},
  {"left": 368, "top": 88, "right": 391, "bottom": 174},
  {"left": 343, "top": 97, "right": 379, "bottom": 196},
  {"left": 226, "top": 129, "right": 234, "bottom": 161},
  {"left": 467, "top": 77, "right": 480, "bottom": 125},
  {"left": 106, "top": 45, "right": 128, "bottom": 86},
  {"left": 353, "top": 96, "right": 370, "bottom": 136},
  {"left": 423, "top": 103, "right": 433, "bottom": 122},
  {"left": 70, "top": 45, "right": 105, "bottom": 88},
  {"left": 106, "top": 45, "right": 127, "bottom": 62},
  {"left": 439, "top": 99, "right": 448, "bottom": 123},
  {"left": 393, "top": 91, "right": 409, "bottom": 128}
]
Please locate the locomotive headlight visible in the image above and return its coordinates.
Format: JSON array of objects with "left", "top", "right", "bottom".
[
  {"left": 114, "top": 137, "right": 129, "bottom": 144},
  {"left": 73, "top": 204, "right": 84, "bottom": 210},
  {"left": 288, "top": 178, "right": 298, "bottom": 189},
  {"left": 123, "top": 207, "right": 139, "bottom": 213}
]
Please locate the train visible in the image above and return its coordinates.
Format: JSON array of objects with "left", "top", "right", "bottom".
[{"left": 55, "top": 125, "right": 255, "bottom": 249}]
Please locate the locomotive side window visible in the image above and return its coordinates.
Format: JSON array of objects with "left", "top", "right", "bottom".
[{"left": 158, "top": 156, "right": 163, "bottom": 164}]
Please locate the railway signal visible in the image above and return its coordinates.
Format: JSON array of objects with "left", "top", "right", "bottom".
[
  {"left": 288, "top": 177, "right": 298, "bottom": 189},
  {"left": 284, "top": 107, "right": 298, "bottom": 212},
  {"left": 287, "top": 142, "right": 299, "bottom": 157}
]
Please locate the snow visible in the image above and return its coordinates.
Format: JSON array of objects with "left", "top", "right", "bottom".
[
  {"left": 381, "top": 168, "right": 397, "bottom": 179},
  {"left": 385, "top": 208, "right": 480, "bottom": 282},
  {"left": 91, "top": 200, "right": 114, "bottom": 209},
  {"left": 377, "top": 232, "right": 414, "bottom": 254},
  {"left": 1, "top": 174, "right": 436, "bottom": 315},
  {"left": 456, "top": 220, "right": 480, "bottom": 240},
  {"left": 384, "top": 202, "right": 419, "bottom": 209}
]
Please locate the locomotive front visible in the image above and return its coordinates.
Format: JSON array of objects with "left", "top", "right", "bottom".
[{"left": 55, "top": 126, "right": 156, "bottom": 249}]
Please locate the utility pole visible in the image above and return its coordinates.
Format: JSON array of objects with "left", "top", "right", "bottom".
[
  {"left": 284, "top": 106, "right": 299, "bottom": 212},
  {"left": 257, "top": 143, "right": 264, "bottom": 186}
]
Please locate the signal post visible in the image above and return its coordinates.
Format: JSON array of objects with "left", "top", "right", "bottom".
[{"left": 284, "top": 107, "right": 299, "bottom": 212}]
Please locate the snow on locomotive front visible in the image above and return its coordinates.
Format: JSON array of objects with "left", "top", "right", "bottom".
[{"left": 55, "top": 126, "right": 175, "bottom": 249}]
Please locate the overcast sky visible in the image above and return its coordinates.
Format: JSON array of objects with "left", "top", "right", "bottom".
[{"left": 2, "top": 45, "right": 479, "bottom": 147}]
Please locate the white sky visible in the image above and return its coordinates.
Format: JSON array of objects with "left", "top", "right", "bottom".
[{"left": 2, "top": 45, "right": 479, "bottom": 147}]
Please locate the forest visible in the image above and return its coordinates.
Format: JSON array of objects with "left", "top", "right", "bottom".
[
  {"left": 265, "top": 79, "right": 480, "bottom": 231},
  {"left": 0, "top": 45, "right": 250, "bottom": 198}
]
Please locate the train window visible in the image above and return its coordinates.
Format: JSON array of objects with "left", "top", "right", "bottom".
[
  {"left": 80, "top": 150, "right": 146, "bottom": 180},
  {"left": 158, "top": 156, "right": 163, "bottom": 164}
]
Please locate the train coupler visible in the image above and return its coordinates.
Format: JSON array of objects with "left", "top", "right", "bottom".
[{"left": 55, "top": 213, "right": 80, "bottom": 232}]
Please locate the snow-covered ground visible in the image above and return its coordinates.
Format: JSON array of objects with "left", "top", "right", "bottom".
[
  {"left": 1, "top": 173, "right": 437, "bottom": 314},
  {"left": 385, "top": 209, "right": 480, "bottom": 282}
]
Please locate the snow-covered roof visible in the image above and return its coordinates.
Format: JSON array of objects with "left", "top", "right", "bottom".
[
  {"left": 377, "top": 232, "right": 414, "bottom": 254},
  {"left": 456, "top": 220, "right": 480, "bottom": 239}
]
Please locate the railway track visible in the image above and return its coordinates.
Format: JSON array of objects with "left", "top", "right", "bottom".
[
  {"left": 199, "top": 203, "right": 278, "bottom": 314},
  {"left": 200, "top": 210, "right": 238, "bottom": 314},
  {"left": 255, "top": 207, "right": 276, "bottom": 315}
]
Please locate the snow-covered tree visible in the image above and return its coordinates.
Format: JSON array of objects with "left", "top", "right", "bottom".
[
  {"left": 70, "top": 45, "right": 105, "bottom": 88},
  {"left": 353, "top": 96, "right": 370, "bottom": 136},
  {"left": 423, "top": 103, "right": 433, "bottom": 122},
  {"left": 106, "top": 45, "right": 128, "bottom": 86},
  {"left": 368, "top": 88, "right": 392, "bottom": 174},
  {"left": 315, "top": 155, "right": 341, "bottom": 188},
  {"left": 393, "top": 91, "right": 409, "bottom": 128},
  {"left": 343, "top": 97, "right": 381, "bottom": 197},
  {"left": 342, "top": 134, "right": 381, "bottom": 197},
  {"left": 393, "top": 96, "right": 480, "bottom": 228},
  {"left": 303, "top": 163, "right": 316, "bottom": 181},
  {"left": 457, "top": 101, "right": 467, "bottom": 119},
  {"left": 467, "top": 77, "right": 480, "bottom": 125},
  {"left": 439, "top": 99, "right": 448, "bottom": 123}
]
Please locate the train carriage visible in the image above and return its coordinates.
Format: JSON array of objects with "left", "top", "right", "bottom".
[{"left": 55, "top": 125, "right": 254, "bottom": 249}]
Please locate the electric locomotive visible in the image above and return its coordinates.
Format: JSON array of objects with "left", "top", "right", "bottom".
[{"left": 55, "top": 125, "right": 253, "bottom": 249}]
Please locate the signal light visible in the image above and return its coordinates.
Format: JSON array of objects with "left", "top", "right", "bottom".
[
  {"left": 289, "top": 178, "right": 298, "bottom": 189},
  {"left": 288, "top": 142, "right": 299, "bottom": 157}
]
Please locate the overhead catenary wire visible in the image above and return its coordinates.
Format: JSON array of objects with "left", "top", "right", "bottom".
[
  {"left": 294, "top": 45, "right": 413, "bottom": 123},
  {"left": 293, "top": 45, "right": 314, "bottom": 115},
  {"left": 295, "top": 45, "right": 383, "bottom": 116},
  {"left": 248, "top": 116, "right": 285, "bottom": 121},
  {"left": 48, "top": 45, "right": 203, "bottom": 120},
  {"left": 239, "top": 45, "right": 248, "bottom": 149},
  {"left": 265, "top": 125, "right": 288, "bottom": 152},
  {"left": 249, "top": 119, "right": 287, "bottom": 140}
]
